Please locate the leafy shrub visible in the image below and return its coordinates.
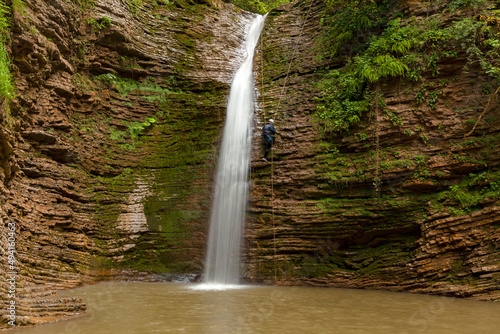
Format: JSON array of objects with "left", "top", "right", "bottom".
[
  {"left": 447, "top": 0, "right": 487, "bottom": 10},
  {"left": 0, "top": 0, "right": 14, "bottom": 103},
  {"left": 96, "top": 74, "right": 175, "bottom": 99},
  {"left": 435, "top": 171, "right": 500, "bottom": 214},
  {"left": 127, "top": 117, "right": 157, "bottom": 142}
]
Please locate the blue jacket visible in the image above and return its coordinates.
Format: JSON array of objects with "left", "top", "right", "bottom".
[{"left": 262, "top": 123, "right": 276, "bottom": 141}]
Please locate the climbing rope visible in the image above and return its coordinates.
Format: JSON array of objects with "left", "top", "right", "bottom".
[
  {"left": 259, "top": 0, "right": 314, "bottom": 282},
  {"left": 374, "top": 88, "right": 381, "bottom": 198}
]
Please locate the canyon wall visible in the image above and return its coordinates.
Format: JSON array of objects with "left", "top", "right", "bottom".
[
  {"left": 248, "top": 0, "right": 500, "bottom": 301},
  {"left": 1, "top": 0, "right": 254, "bottom": 326},
  {"left": 0, "top": 0, "right": 499, "bottom": 329}
]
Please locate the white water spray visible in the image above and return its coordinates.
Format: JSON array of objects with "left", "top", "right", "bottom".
[{"left": 203, "top": 15, "right": 266, "bottom": 285}]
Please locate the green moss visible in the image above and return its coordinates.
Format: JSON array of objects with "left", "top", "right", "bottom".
[
  {"left": 0, "top": 0, "right": 15, "bottom": 121},
  {"left": 176, "top": 32, "right": 195, "bottom": 48}
]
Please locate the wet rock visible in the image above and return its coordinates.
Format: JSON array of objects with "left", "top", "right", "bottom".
[{"left": 1, "top": 0, "right": 252, "bottom": 328}]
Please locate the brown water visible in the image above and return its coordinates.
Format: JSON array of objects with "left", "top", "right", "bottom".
[{"left": 11, "top": 282, "right": 500, "bottom": 334}]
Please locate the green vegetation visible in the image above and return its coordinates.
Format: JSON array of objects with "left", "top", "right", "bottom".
[
  {"left": 97, "top": 73, "right": 176, "bottom": 101},
  {"left": 70, "top": 73, "right": 179, "bottom": 152},
  {"left": 127, "top": 117, "right": 157, "bottom": 142},
  {"left": 107, "top": 115, "right": 159, "bottom": 150},
  {"left": 0, "top": 0, "right": 14, "bottom": 107},
  {"left": 315, "top": 0, "right": 500, "bottom": 133},
  {"left": 447, "top": 0, "right": 487, "bottom": 10},
  {"left": 230, "top": 0, "right": 291, "bottom": 14},
  {"left": 315, "top": 67, "right": 371, "bottom": 133},
  {"left": 117, "top": 83, "right": 225, "bottom": 273},
  {"left": 87, "top": 16, "right": 112, "bottom": 30},
  {"left": 431, "top": 171, "right": 500, "bottom": 215},
  {"left": 77, "top": 0, "right": 96, "bottom": 9},
  {"left": 128, "top": 0, "right": 143, "bottom": 7},
  {"left": 319, "top": 0, "right": 392, "bottom": 59}
]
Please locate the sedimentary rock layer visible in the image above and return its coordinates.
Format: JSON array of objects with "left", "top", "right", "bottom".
[{"left": 1, "top": 0, "right": 253, "bottom": 326}]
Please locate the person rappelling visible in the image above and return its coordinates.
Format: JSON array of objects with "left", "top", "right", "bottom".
[{"left": 261, "top": 119, "right": 276, "bottom": 162}]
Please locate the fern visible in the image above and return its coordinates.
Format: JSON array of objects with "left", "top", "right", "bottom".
[{"left": 320, "top": 0, "right": 389, "bottom": 57}]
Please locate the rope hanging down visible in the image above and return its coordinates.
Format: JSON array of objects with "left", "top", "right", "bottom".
[{"left": 259, "top": 0, "right": 314, "bottom": 282}]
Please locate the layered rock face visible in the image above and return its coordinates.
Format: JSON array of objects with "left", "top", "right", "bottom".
[
  {"left": 1, "top": 0, "right": 254, "bottom": 326},
  {"left": 248, "top": 0, "right": 500, "bottom": 300},
  {"left": 0, "top": 0, "right": 499, "bottom": 328}
]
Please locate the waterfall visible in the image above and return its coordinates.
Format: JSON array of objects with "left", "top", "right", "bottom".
[{"left": 203, "top": 14, "right": 266, "bottom": 285}]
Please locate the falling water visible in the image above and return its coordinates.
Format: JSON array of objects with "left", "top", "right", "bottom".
[{"left": 203, "top": 14, "right": 266, "bottom": 285}]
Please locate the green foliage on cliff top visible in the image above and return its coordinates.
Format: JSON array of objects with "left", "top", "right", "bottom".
[
  {"left": 432, "top": 170, "right": 500, "bottom": 215},
  {"left": 316, "top": 1, "right": 500, "bottom": 133},
  {"left": 447, "top": 0, "right": 487, "bottom": 10},
  {"left": 227, "top": 0, "right": 291, "bottom": 14}
]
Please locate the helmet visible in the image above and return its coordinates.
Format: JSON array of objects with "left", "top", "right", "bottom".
[{"left": 269, "top": 119, "right": 274, "bottom": 123}]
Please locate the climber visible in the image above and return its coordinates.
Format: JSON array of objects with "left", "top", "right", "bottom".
[{"left": 261, "top": 119, "right": 276, "bottom": 162}]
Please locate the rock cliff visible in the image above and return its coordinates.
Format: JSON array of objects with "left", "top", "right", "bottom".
[
  {"left": 248, "top": 0, "right": 499, "bottom": 301},
  {"left": 1, "top": 0, "right": 254, "bottom": 327},
  {"left": 1, "top": 0, "right": 499, "bottom": 329}
]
